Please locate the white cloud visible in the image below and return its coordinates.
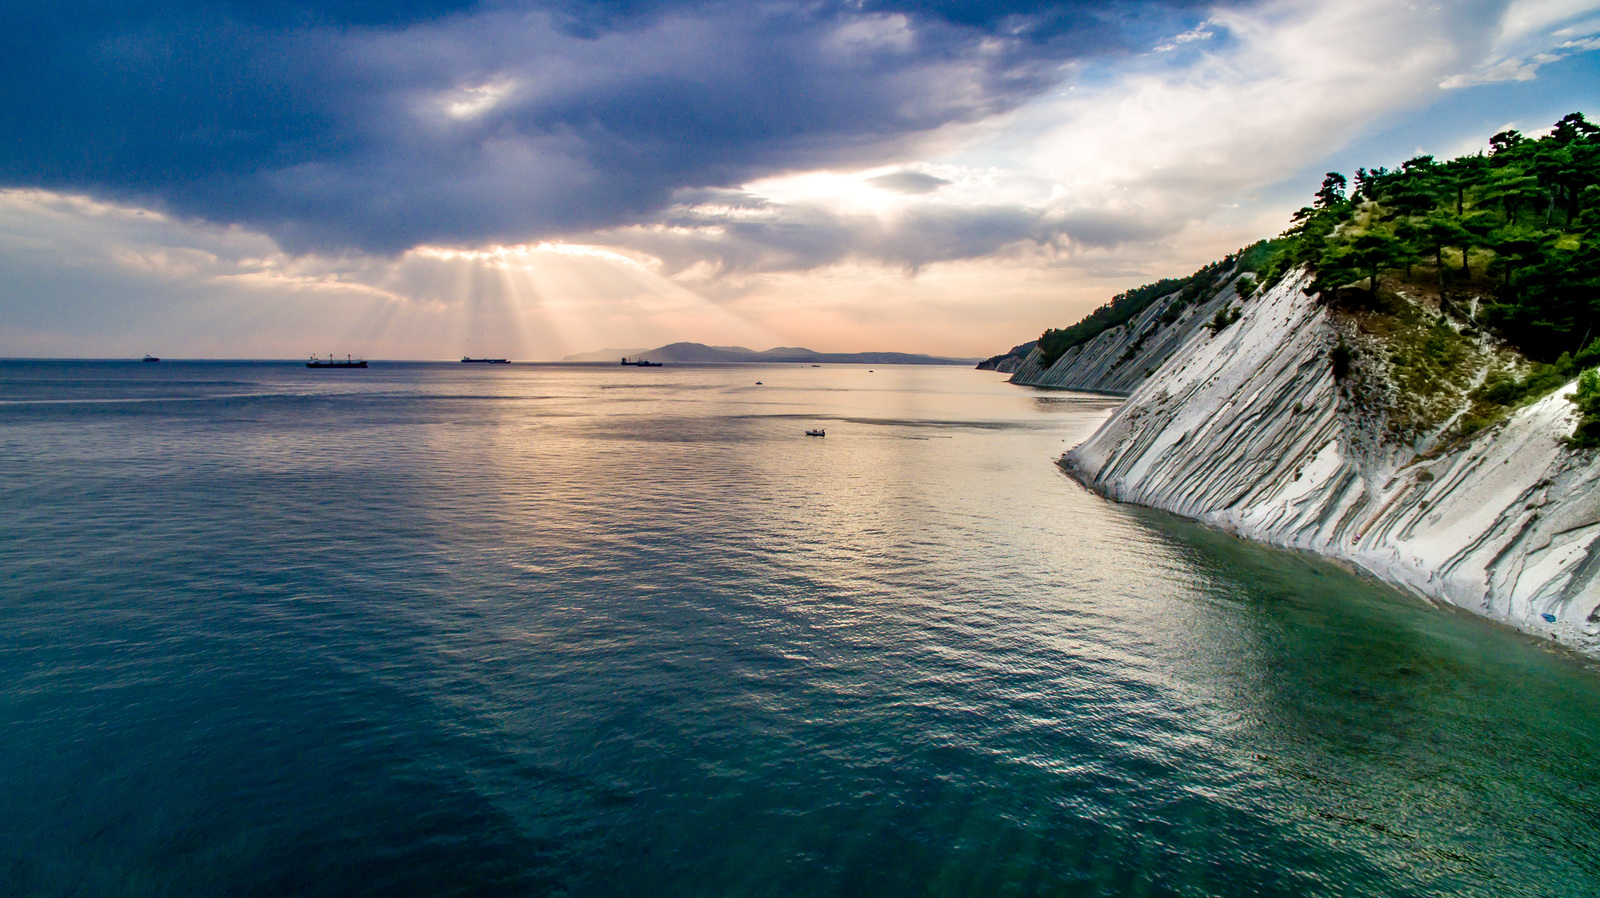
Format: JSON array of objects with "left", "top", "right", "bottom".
[
  {"left": 630, "top": 0, "right": 1513, "bottom": 276},
  {"left": 1154, "top": 25, "right": 1215, "bottom": 52},
  {"left": 1441, "top": 0, "right": 1600, "bottom": 86},
  {"left": 1009, "top": 0, "right": 1482, "bottom": 223},
  {"left": 1500, "top": 0, "right": 1600, "bottom": 41}
]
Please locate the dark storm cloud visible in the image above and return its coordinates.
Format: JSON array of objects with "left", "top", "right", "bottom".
[{"left": 0, "top": 0, "right": 1231, "bottom": 254}]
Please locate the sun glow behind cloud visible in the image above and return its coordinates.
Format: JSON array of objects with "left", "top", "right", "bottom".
[
  {"left": 414, "top": 242, "right": 650, "bottom": 268},
  {"left": 0, "top": 187, "right": 791, "bottom": 358},
  {"left": 439, "top": 79, "right": 519, "bottom": 120},
  {"left": 741, "top": 165, "right": 973, "bottom": 217},
  {"left": 2, "top": 1, "right": 1598, "bottom": 359}
]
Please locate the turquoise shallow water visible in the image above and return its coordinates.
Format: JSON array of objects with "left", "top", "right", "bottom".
[{"left": 2, "top": 360, "right": 1598, "bottom": 896}]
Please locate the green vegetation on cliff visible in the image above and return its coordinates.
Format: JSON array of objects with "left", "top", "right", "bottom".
[
  {"left": 1036, "top": 244, "right": 1274, "bottom": 367},
  {"left": 1575, "top": 369, "right": 1600, "bottom": 447},
  {"left": 1263, "top": 112, "right": 1597, "bottom": 361},
  {"left": 1260, "top": 112, "right": 1599, "bottom": 442},
  {"left": 1026, "top": 111, "right": 1599, "bottom": 446}
]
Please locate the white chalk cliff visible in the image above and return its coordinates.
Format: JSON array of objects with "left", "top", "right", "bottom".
[
  {"left": 1060, "top": 269, "right": 1600, "bottom": 654},
  {"left": 1007, "top": 276, "right": 1241, "bottom": 393}
]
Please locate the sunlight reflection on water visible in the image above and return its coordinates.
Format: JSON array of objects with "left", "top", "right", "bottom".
[{"left": 1, "top": 360, "right": 1598, "bottom": 897}]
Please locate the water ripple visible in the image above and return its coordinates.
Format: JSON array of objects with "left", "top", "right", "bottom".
[{"left": 2, "top": 361, "right": 1598, "bottom": 897}]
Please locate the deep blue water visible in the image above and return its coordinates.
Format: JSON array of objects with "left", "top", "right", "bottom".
[{"left": 2, "top": 360, "right": 1598, "bottom": 897}]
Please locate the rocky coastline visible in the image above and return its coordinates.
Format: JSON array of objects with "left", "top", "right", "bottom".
[{"left": 1022, "top": 269, "right": 1600, "bottom": 655}]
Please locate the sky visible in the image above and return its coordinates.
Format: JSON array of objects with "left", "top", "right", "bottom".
[{"left": 2, "top": 0, "right": 1598, "bottom": 360}]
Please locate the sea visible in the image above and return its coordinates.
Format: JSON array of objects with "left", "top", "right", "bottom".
[{"left": 2, "top": 360, "right": 1598, "bottom": 897}]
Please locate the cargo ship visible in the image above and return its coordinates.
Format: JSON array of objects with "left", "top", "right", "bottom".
[
  {"left": 461, "top": 357, "right": 510, "bottom": 364},
  {"left": 307, "top": 354, "right": 367, "bottom": 369}
]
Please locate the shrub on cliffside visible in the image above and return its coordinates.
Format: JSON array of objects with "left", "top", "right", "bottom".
[
  {"left": 1573, "top": 368, "right": 1600, "bottom": 448},
  {"left": 1330, "top": 336, "right": 1354, "bottom": 380},
  {"left": 1207, "top": 306, "right": 1241, "bottom": 333},
  {"left": 1462, "top": 338, "right": 1600, "bottom": 436}
]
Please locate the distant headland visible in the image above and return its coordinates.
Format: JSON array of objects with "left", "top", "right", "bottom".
[{"left": 562, "top": 342, "right": 978, "bottom": 365}]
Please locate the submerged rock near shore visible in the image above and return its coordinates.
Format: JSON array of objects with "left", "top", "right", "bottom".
[{"left": 1056, "top": 270, "right": 1600, "bottom": 654}]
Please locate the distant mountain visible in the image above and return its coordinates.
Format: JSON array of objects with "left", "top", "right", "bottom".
[{"left": 561, "top": 342, "right": 978, "bottom": 365}]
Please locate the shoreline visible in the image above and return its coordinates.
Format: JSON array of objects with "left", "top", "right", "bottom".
[
  {"left": 1051, "top": 270, "right": 1600, "bottom": 660},
  {"left": 1056, "top": 453, "right": 1600, "bottom": 664}
]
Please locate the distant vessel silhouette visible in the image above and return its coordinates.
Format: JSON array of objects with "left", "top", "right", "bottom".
[
  {"left": 307, "top": 353, "right": 367, "bottom": 369},
  {"left": 142, "top": 354, "right": 160, "bottom": 363},
  {"left": 621, "top": 357, "right": 662, "bottom": 367},
  {"left": 461, "top": 357, "right": 510, "bottom": 364},
  {"left": 805, "top": 429, "right": 825, "bottom": 437}
]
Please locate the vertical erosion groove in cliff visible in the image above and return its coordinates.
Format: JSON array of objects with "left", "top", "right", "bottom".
[{"left": 1062, "top": 270, "right": 1600, "bottom": 655}]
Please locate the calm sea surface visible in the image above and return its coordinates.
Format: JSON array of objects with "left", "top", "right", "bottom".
[{"left": 2, "top": 360, "right": 1598, "bottom": 897}]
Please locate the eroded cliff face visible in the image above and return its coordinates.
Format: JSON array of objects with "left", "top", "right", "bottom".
[
  {"left": 1062, "top": 270, "right": 1600, "bottom": 654},
  {"left": 1007, "top": 276, "right": 1244, "bottom": 394},
  {"left": 977, "top": 341, "right": 1035, "bottom": 374}
]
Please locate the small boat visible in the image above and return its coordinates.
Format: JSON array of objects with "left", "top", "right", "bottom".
[
  {"left": 805, "top": 429, "right": 825, "bottom": 437},
  {"left": 621, "top": 357, "right": 663, "bottom": 367},
  {"left": 461, "top": 357, "right": 510, "bottom": 364},
  {"left": 307, "top": 353, "right": 367, "bottom": 369},
  {"left": 755, "top": 381, "right": 763, "bottom": 385},
  {"left": 142, "top": 354, "right": 160, "bottom": 363}
]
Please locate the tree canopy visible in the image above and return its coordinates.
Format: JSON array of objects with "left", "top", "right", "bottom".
[
  {"left": 1030, "top": 112, "right": 1600, "bottom": 446},
  {"left": 1263, "top": 112, "right": 1599, "bottom": 362}
]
